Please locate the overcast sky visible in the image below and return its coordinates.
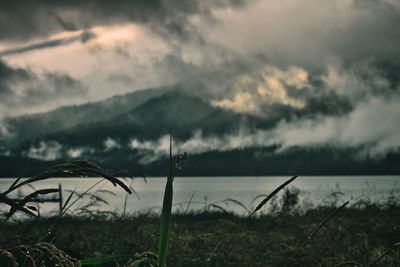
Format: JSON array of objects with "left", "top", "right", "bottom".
[{"left": 1, "top": 0, "right": 399, "bottom": 156}]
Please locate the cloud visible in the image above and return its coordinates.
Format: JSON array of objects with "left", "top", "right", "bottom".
[
  {"left": 130, "top": 136, "right": 171, "bottom": 163},
  {"left": 67, "top": 148, "right": 86, "bottom": 159},
  {"left": 1, "top": 0, "right": 400, "bottom": 164},
  {"left": 0, "top": 118, "right": 10, "bottom": 138},
  {"left": 0, "top": 60, "right": 88, "bottom": 116},
  {"left": 209, "top": 58, "right": 400, "bottom": 123},
  {"left": 213, "top": 91, "right": 261, "bottom": 114},
  {"left": 0, "top": 31, "right": 96, "bottom": 57},
  {"left": 125, "top": 59, "right": 400, "bottom": 161},
  {"left": 0, "top": 0, "right": 247, "bottom": 41},
  {"left": 128, "top": 93, "right": 400, "bottom": 163},
  {"left": 3, "top": 0, "right": 399, "bottom": 113},
  {"left": 206, "top": 0, "right": 400, "bottom": 66},
  {"left": 23, "top": 141, "right": 93, "bottom": 161},
  {"left": 19, "top": 75, "right": 400, "bottom": 164},
  {"left": 212, "top": 65, "right": 309, "bottom": 115},
  {"left": 273, "top": 95, "right": 400, "bottom": 156},
  {"left": 104, "top": 138, "right": 121, "bottom": 151},
  {"left": 24, "top": 141, "right": 63, "bottom": 161}
]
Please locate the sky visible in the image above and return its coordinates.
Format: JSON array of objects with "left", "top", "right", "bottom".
[{"left": 0, "top": 0, "right": 400, "bottom": 158}]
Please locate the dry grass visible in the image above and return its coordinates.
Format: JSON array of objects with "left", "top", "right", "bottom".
[
  {"left": 1, "top": 158, "right": 399, "bottom": 266},
  {"left": 0, "top": 206, "right": 399, "bottom": 267}
]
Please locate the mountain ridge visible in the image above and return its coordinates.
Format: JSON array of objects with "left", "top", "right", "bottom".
[{"left": 2, "top": 86, "right": 171, "bottom": 147}]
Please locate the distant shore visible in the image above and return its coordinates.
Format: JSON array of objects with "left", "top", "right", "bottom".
[{"left": 1, "top": 147, "right": 400, "bottom": 178}]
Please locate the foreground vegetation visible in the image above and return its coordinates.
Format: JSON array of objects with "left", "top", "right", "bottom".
[
  {"left": 1, "top": 206, "right": 399, "bottom": 266},
  {"left": 0, "top": 142, "right": 399, "bottom": 266}
]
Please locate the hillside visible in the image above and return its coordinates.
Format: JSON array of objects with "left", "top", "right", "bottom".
[
  {"left": 1, "top": 86, "right": 399, "bottom": 177},
  {"left": 2, "top": 87, "right": 169, "bottom": 147}
]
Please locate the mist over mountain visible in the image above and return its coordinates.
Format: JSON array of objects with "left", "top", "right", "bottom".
[
  {"left": 1, "top": 80, "right": 399, "bottom": 176},
  {"left": 1, "top": 86, "right": 168, "bottom": 147},
  {"left": 0, "top": 0, "right": 399, "bottom": 176}
]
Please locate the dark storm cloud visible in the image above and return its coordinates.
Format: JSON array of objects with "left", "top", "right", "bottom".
[
  {"left": 200, "top": 0, "right": 400, "bottom": 69},
  {"left": 0, "top": 60, "right": 88, "bottom": 116},
  {"left": 0, "top": 0, "right": 247, "bottom": 41},
  {"left": 53, "top": 13, "right": 78, "bottom": 32},
  {"left": 123, "top": 58, "right": 400, "bottom": 160},
  {"left": 1, "top": 0, "right": 399, "bottom": 157},
  {"left": 0, "top": 31, "right": 96, "bottom": 57}
]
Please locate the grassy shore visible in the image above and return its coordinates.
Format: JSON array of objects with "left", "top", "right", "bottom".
[{"left": 1, "top": 206, "right": 400, "bottom": 266}]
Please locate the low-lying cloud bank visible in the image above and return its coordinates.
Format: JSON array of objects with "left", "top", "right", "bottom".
[
  {"left": 129, "top": 69, "right": 400, "bottom": 161},
  {"left": 7, "top": 53, "right": 400, "bottom": 165},
  {"left": 22, "top": 91, "right": 400, "bottom": 164},
  {"left": 128, "top": 96, "right": 399, "bottom": 163},
  {"left": 274, "top": 95, "right": 400, "bottom": 156},
  {"left": 23, "top": 141, "right": 93, "bottom": 161},
  {"left": 14, "top": 56, "right": 399, "bottom": 163}
]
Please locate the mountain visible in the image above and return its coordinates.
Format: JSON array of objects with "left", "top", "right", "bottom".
[
  {"left": 2, "top": 86, "right": 169, "bottom": 148},
  {"left": 9, "top": 90, "right": 254, "bottom": 149},
  {"left": 1, "top": 86, "right": 400, "bottom": 177},
  {"left": 100, "top": 90, "right": 253, "bottom": 139}
]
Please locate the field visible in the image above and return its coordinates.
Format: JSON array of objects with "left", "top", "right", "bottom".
[
  {"left": 1, "top": 205, "right": 400, "bottom": 266},
  {"left": 1, "top": 160, "right": 399, "bottom": 266}
]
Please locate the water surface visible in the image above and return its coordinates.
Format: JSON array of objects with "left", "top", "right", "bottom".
[{"left": 1, "top": 176, "right": 399, "bottom": 216}]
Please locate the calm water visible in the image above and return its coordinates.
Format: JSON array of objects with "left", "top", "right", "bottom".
[{"left": 1, "top": 176, "right": 399, "bottom": 216}]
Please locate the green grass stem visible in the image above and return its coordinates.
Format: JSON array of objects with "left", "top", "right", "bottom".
[{"left": 157, "top": 134, "right": 174, "bottom": 267}]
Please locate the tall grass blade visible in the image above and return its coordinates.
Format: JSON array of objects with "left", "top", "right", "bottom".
[
  {"left": 2, "top": 188, "right": 59, "bottom": 224},
  {"left": 251, "top": 175, "right": 298, "bottom": 216},
  {"left": 17, "top": 188, "right": 59, "bottom": 206},
  {"left": 308, "top": 201, "right": 349, "bottom": 240},
  {"left": 74, "top": 167, "right": 132, "bottom": 193},
  {"left": 3, "top": 170, "right": 75, "bottom": 194},
  {"left": 58, "top": 183, "right": 63, "bottom": 216},
  {"left": 0, "top": 194, "right": 37, "bottom": 219},
  {"left": 157, "top": 133, "right": 174, "bottom": 267},
  {"left": 96, "top": 189, "right": 117, "bottom": 197},
  {"left": 210, "top": 203, "right": 227, "bottom": 213},
  {"left": 60, "top": 187, "right": 76, "bottom": 214},
  {"left": 368, "top": 242, "right": 400, "bottom": 266},
  {"left": 6, "top": 177, "right": 21, "bottom": 192},
  {"left": 4, "top": 161, "right": 132, "bottom": 195},
  {"left": 123, "top": 180, "right": 135, "bottom": 220},
  {"left": 61, "top": 179, "right": 105, "bottom": 215},
  {"left": 184, "top": 191, "right": 195, "bottom": 215},
  {"left": 225, "top": 198, "right": 248, "bottom": 212}
]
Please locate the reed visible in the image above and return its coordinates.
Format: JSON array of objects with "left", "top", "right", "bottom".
[
  {"left": 308, "top": 200, "right": 349, "bottom": 240},
  {"left": 156, "top": 134, "right": 174, "bottom": 267}
]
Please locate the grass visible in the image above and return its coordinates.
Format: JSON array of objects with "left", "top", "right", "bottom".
[
  {"left": 157, "top": 135, "right": 174, "bottom": 267},
  {"left": 0, "top": 135, "right": 180, "bottom": 266},
  {"left": 1, "top": 136, "right": 399, "bottom": 266},
  {"left": 1, "top": 207, "right": 400, "bottom": 266}
]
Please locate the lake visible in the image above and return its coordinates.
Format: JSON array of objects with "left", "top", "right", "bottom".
[{"left": 1, "top": 176, "right": 399, "bottom": 216}]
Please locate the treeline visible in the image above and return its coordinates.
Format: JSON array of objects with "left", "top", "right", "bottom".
[{"left": 1, "top": 147, "right": 399, "bottom": 177}]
